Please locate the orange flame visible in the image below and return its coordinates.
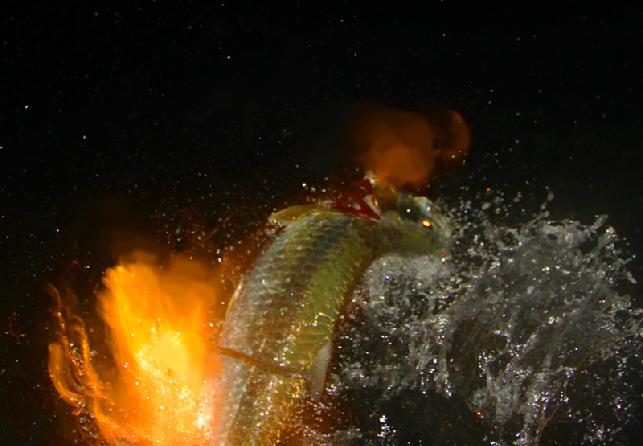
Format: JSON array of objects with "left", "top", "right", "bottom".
[
  {"left": 48, "top": 253, "right": 221, "bottom": 445},
  {"left": 349, "top": 105, "right": 471, "bottom": 188}
]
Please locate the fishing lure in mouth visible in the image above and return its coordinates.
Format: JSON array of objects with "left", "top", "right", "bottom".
[{"left": 213, "top": 176, "right": 452, "bottom": 445}]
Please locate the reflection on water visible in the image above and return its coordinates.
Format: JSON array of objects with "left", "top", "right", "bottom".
[{"left": 317, "top": 189, "right": 640, "bottom": 445}]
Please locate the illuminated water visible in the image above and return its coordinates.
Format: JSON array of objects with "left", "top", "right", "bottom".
[{"left": 308, "top": 189, "right": 640, "bottom": 445}]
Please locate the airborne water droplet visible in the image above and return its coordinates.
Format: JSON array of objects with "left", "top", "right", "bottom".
[{"left": 326, "top": 188, "right": 639, "bottom": 444}]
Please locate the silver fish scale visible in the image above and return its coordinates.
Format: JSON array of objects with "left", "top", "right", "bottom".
[{"left": 218, "top": 210, "right": 380, "bottom": 371}]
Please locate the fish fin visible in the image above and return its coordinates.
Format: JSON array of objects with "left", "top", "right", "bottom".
[
  {"left": 308, "top": 341, "right": 333, "bottom": 399},
  {"left": 268, "top": 205, "right": 316, "bottom": 226}
]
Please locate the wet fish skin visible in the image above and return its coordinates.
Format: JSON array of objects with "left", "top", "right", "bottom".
[{"left": 214, "top": 193, "right": 449, "bottom": 445}]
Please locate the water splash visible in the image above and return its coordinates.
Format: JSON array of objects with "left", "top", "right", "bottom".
[{"left": 320, "top": 189, "right": 640, "bottom": 445}]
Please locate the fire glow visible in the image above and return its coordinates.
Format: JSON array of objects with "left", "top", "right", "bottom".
[
  {"left": 350, "top": 105, "right": 471, "bottom": 188},
  {"left": 48, "top": 254, "right": 221, "bottom": 445}
]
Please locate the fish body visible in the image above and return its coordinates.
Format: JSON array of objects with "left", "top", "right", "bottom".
[{"left": 213, "top": 182, "right": 451, "bottom": 444}]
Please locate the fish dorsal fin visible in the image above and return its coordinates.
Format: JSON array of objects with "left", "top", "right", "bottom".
[{"left": 268, "top": 204, "right": 316, "bottom": 227}]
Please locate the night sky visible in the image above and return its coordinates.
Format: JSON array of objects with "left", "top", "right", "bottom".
[{"left": 2, "top": 2, "right": 643, "bottom": 444}]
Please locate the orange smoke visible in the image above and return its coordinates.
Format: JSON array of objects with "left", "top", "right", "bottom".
[
  {"left": 349, "top": 105, "right": 471, "bottom": 188},
  {"left": 48, "top": 253, "right": 221, "bottom": 445}
]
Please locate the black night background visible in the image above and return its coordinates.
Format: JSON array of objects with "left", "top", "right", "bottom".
[{"left": 2, "top": 2, "right": 642, "bottom": 445}]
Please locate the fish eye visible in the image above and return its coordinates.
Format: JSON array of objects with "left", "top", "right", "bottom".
[{"left": 420, "top": 218, "right": 433, "bottom": 229}]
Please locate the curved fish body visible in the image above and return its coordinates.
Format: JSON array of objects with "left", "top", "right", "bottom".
[{"left": 213, "top": 183, "right": 451, "bottom": 445}]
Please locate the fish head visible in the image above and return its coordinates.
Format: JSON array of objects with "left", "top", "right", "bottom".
[{"left": 380, "top": 192, "right": 452, "bottom": 253}]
